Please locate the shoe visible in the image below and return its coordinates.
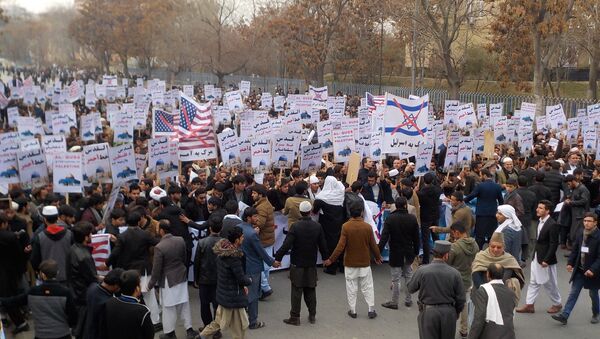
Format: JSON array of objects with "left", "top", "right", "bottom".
[
  {"left": 213, "top": 330, "right": 223, "bottom": 339},
  {"left": 592, "top": 314, "right": 599, "bottom": 324},
  {"left": 323, "top": 268, "right": 337, "bottom": 275},
  {"left": 516, "top": 304, "right": 535, "bottom": 313},
  {"left": 186, "top": 328, "right": 199, "bottom": 339},
  {"left": 347, "top": 310, "right": 357, "bottom": 319},
  {"left": 551, "top": 313, "right": 568, "bottom": 325},
  {"left": 381, "top": 301, "right": 398, "bottom": 310},
  {"left": 283, "top": 317, "right": 301, "bottom": 326},
  {"left": 259, "top": 289, "right": 273, "bottom": 301},
  {"left": 368, "top": 310, "right": 377, "bottom": 319},
  {"left": 547, "top": 304, "right": 562, "bottom": 314},
  {"left": 160, "top": 332, "right": 177, "bottom": 339},
  {"left": 12, "top": 322, "right": 29, "bottom": 335},
  {"left": 308, "top": 315, "right": 316, "bottom": 324},
  {"left": 154, "top": 323, "right": 163, "bottom": 333},
  {"left": 460, "top": 331, "right": 468, "bottom": 339},
  {"left": 248, "top": 321, "right": 266, "bottom": 329},
  {"left": 405, "top": 300, "right": 413, "bottom": 307}
]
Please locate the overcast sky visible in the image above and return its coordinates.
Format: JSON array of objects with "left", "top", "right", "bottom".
[{"left": 7, "top": 0, "right": 74, "bottom": 14}]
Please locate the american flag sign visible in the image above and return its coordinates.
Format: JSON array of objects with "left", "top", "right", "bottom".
[
  {"left": 178, "top": 93, "right": 217, "bottom": 159},
  {"left": 152, "top": 108, "right": 179, "bottom": 137}
]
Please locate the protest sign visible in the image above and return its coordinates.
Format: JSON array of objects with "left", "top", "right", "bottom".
[
  {"left": 7, "top": 107, "right": 19, "bottom": 128},
  {"left": 251, "top": 138, "right": 271, "bottom": 173},
  {"left": 476, "top": 103, "right": 487, "bottom": 121},
  {"left": 300, "top": 144, "right": 323, "bottom": 173},
  {"left": 587, "top": 103, "right": 600, "bottom": 126},
  {"left": 183, "top": 85, "right": 194, "bottom": 98},
  {"left": 444, "top": 100, "right": 459, "bottom": 125},
  {"left": 274, "top": 96, "right": 285, "bottom": 112},
  {"left": 240, "top": 81, "right": 251, "bottom": 96},
  {"left": 80, "top": 114, "right": 98, "bottom": 142},
  {"left": 369, "top": 130, "right": 383, "bottom": 161},
  {"left": 53, "top": 152, "right": 83, "bottom": 193},
  {"left": 457, "top": 136, "right": 474, "bottom": 167},
  {"left": 444, "top": 130, "right": 460, "bottom": 169},
  {"left": 148, "top": 137, "right": 177, "bottom": 179},
  {"left": 414, "top": 143, "right": 434, "bottom": 177},
  {"left": 546, "top": 104, "right": 567, "bottom": 130},
  {"left": 83, "top": 143, "right": 111, "bottom": 185},
  {"left": 457, "top": 103, "right": 477, "bottom": 128},
  {"left": 272, "top": 135, "right": 300, "bottom": 169},
  {"left": 494, "top": 117, "right": 507, "bottom": 144},
  {"left": 536, "top": 115, "right": 548, "bottom": 133},
  {"left": 383, "top": 93, "right": 428, "bottom": 157},
  {"left": 317, "top": 120, "right": 333, "bottom": 153},
  {"left": 204, "top": 85, "right": 215, "bottom": 101},
  {"left": 109, "top": 143, "right": 137, "bottom": 186},
  {"left": 135, "top": 153, "right": 147, "bottom": 179},
  {"left": 489, "top": 103, "right": 504, "bottom": 125},
  {"left": 261, "top": 92, "right": 273, "bottom": 109},
  {"left": 217, "top": 128, "right": 241, "bottom": 167},
  {"left": 0, "top": 153, "right": 19, "bottom": 184},
  {"left": 18, "top": 149, "right": 48, "bottom": 188},
  {"left": 567, "top": 118, "right": 579, "bottom": 142},
  {"left": 583, "top": 125, "right": 597, "bottom": 154},
  {"left": 309, "top": 85, "right": 328, "bottom": 110},
  {"left": 238, "top": 138, "right": 252, "bottom": 168},
  {"left": 41, "top": 135, "right": 65, "bottom": 170},
  {"left": 333, "top": 128, "right": 356, "bottom": 163},
  {"left": 20, "top": 138, "right": 40, "bottom": 152},
  {"left": 225, "top": 90, "right": 243, "bottom": 111},
  {"left": 17, "top": 117, "right": 41, "bottom": 139}
]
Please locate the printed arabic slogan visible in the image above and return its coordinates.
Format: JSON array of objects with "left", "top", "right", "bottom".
[{"left": 383, "top": 93, "right": 428, "bottom": 158}]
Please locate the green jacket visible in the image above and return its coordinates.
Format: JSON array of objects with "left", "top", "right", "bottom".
[{"left": 447, "top": 237, "right": 479, "bottom": 290}]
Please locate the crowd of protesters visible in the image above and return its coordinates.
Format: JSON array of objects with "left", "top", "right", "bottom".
[{"left": 0, "top": 66, "right": 599, "bottom": 339}]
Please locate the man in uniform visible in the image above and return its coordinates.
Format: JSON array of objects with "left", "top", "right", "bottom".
[{"left": 408, "top": 240, "right": 466, "bottom": 339}]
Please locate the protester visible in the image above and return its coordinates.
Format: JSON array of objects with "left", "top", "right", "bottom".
[
  {"left": 469, "top": 264, "right": 517, "bottom": 339},
  {"left": 465, "top": 169, "right": 504, "bottom": 249},
  {"left": 407, "top": 240, "right": 466, "bottom": 339},
  {"left": 84, "top": 268, "right": 124, "bottom": 339},
  {"left": 273, "top": 201, "right": 328, "bottom": 325}
]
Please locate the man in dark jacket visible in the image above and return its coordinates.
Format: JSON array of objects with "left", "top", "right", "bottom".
[
  {"left": 417, "top": 172, "right": 442, "bottom": 264},
  {"left": 515, "top": 175, "right": 537, "bottom": 262},
  {"left": 68, "top": 221, "right": 98, "bottom": 339},
  {"left": 378, "top": 197, "right": 420, "bottom": 309},
  {"left": 31, "top": 205, "right": 73, "bottom": 282},
  {"left": 469, "top": 264, "right": 517, "bottom": 339},
  {"left": 220, "top": 200, "right": 243, "bottom": 238},
  {"left": 83, "top": 268, "right": 123, "bottom": 339},
  {"left": 223, "top": 174, "right": 253, "bottom": 207},
  {"left": 104, "top": 270, "right": 154, "bottom": 339},
  {"left": 273, "top": 201, "right": 329, "bottom": 325},
  {"left": 199, "top": 227, "right": 253, "bottom": 339},
  {"left": 543, "top": 161, "right": 564, "bottom": 206},
  {"left": 529, "top": 172, "right": 552, "bottom": 204},
  {"left": 105, "top": 211, "right": 160, "bottom": 328},
  {"left": 1, "top": 260, "right": 77, "bottom": 339},
  {"left": 563, "top": 174, "right": 590, "bottom": 247},
  {"left": 465, "top": 169, "right": 504, "bottom": 249},
  {"left": 157, "top": 197, "right": 204, "bottom": 265},
  {"left": 184, "top": 187, "right": 209, "bottom": 223},
  {"left": 194, "top": 213, "right": 223, "bottom": 336},
  {"left": 552, "top": 212, "right": 600, "bottom": 325},
  {"left": 362, "top": 172, "right": 393, "bottom": 206}
]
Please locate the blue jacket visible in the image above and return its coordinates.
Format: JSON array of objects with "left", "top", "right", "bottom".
[
  {"left": 239, "top": 222, "right": 274, "bottom": 274},
  {"left": 465, "top": 179, "right": 503, "bottom": 217}
]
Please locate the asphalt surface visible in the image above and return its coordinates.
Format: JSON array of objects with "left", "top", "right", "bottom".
[{"left": 11, "top": 246, "right": 600, "bottom": 339}]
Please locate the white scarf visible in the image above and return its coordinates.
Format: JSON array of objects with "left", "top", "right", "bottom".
[
  {"left": 495, "top": 204, "right": 521, "bottom": 232},
  {"left": 314, "top": 176, "right": 345, "bottom": 206},
  {"left": 481, "top": 279, "right": 504, "bottom": 326}
]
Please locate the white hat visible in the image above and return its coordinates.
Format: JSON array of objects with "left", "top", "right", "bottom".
[
  {"left": 502, "top": 157, "right": 513, "bottom": 163},
  {"left": 309, "top": 175, "right": 319, "bottom": 184},
  {"left": 389, "top": 169, "right": 399, "bottom": 177},
  {"left": 69, "top": 145, "right": 82, "bottom": 152},
  {"left": 42, "top": 205, "right": 59, "bottom": 217},
  {"left": 10, "top": 201, "right": 18, "bottom": 211},
  {"left": 149, "top": 186, "right": 167, "bottom": 201},
  {"left": 407, "top": 162, "right": 415, "bottom": 167},
  {"left": 299, "top": 201, "right": 312, "bottom": 213}
]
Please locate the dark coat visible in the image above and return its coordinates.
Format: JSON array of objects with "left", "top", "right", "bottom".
[
  {"left": 465, "top": 179, "right": 504, "bottom": 217},
  {"left": 362, "top": 181, "right": 393, "bottom": 205},
  {"left": 223, "top": 187, "right": 253, "bottom": 207},
  {"left": 274, "top": 216, "right": 328, "bottom": 268},
  {"left": 469, "top": 283, "right": 516, "bottom": 339},
  {"left": 106, "top": 227, "right": 159, "bottom": 275},
  {"left": 67, "top": 243, "right": 98, "bottom": 305},
  {"left": 528, "top": 183, "right": 552, "bottom": 206},
  {"left": 194, "top": 234, "right": 222, "bottom": 285},
  {"left": 240, "top": 222, "right": 274, "bottom": 275},
  {"left": 220, "top": 216, "right": 243, "bottom": 238},
  {"left": 148, "top": 234, "right": 188, "bottom": 289},
  {"left": 213, "top": 239, "right": 252, "bottom": 308},
  {"left": 0, "top": 229, "right": 25, "bottom": 297},
  {"left": 534, "top": 217, "right": 560, "bottom": 265},
  {"left": 567, "top": 228, "right": 600, "bottom": 289},
  {"left": 104, "top": 296, "right": 154, "bottom": 339},
  {"left": 417, "top": 184, "right": 443, "bottom": 224},
  {"left": 543, "top": 170, "right": 564, "bottom": 206},
  {"left": 515, "top": 187, "right": 537, "bottom": 222},
  {"left": 378, "top": 209, "right": 420, "bottom": 267},
  {"left": 83, "top": 283, "right": 114, "bottom": 339}
]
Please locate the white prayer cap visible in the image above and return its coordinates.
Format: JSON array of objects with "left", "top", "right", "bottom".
[
  {"left": 556, "top": 159, "right": 565, "bottom": 166},
  {"left": 389, "top": 169, "right": 400, "bottom": 178},
  {"left": 42, "top": 205, "right": 59, "bottom": 217},
  {"left": 69, "top": 145, "right": 82, "bottom": 152},
  {"left": 299, "top": 201, "right": 312, "bottom": 213},
  {"left": 502, "top": 157, "right": 513, "bottom": 163},
  {"left": 569, "top": 147, "right": 580, "bottom": 153},
  {"left": 407, "top": 162, "right": 415, "bottom": 167},
  {"left": 149, "top": 186, "right": 167, "bottom": 201},
  {"left": 309, "top": 175, "right": 319, "bottom": 184},
  {"left": 10, "top": 201, "right": 19, "bottom": 211}
]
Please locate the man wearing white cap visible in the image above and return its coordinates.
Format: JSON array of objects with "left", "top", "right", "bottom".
[
  {"left": 307, "top": 175, "right": 321, "bottom": 201},
  {"left": 31, "top": 205, "right": 73, "bottom": 282},
  {"left": 274, "top": 201, "right": 329, "bottom": 325}
]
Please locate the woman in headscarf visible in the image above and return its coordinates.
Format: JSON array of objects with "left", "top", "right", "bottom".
[
  {"left": 313, "top": 176, "right": 346, "bottom": 275},
  {"left": 495, "top": 204, "right": 522, "bottom": 260},
  {"left": 472, "top": 233, "right": 525, "bottom": 303}
]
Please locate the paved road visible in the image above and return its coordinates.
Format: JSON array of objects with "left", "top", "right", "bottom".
[{"left": 12, "top": 247, "right": 599, "bottom": 339}]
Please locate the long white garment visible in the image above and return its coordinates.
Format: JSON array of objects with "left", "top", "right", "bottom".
[
  {"left": 160, "top": 279, "right": 189, "bottom": 307},
  {"left": 344, "top": 267, "right": 375, "bottom": 312},
  {"left": 162, "top": 301, "right": 193, "bottom": 334},
  {"left": 525, "top": 262, "right": 562, "bottom": 305},
  {"left": 530, "top": 254, "right": 549, "bottom": 285},
  {"left": 481, "top": 280, "right": 504, "bottom": 325}
]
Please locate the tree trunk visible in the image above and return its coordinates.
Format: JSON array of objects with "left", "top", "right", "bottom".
[
  {"left": 532, "top": 30, "right": 544, "bottom": 115},
  {"left": 588, "top": 45, "right": 599, "bottom": 100}
]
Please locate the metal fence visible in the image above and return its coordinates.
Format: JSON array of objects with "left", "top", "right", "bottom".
[{"left": 136, "top": 68, "right": 597, "bottom": 117}]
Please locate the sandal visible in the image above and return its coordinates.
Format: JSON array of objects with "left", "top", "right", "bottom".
[{"left": 249, "top": 321, "right": 266, "bottom": 329}]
